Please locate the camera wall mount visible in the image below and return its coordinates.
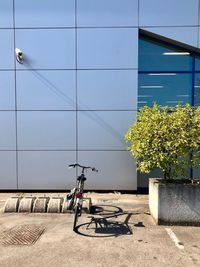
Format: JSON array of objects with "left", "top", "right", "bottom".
[{"left": 15, "top": 48, "right": 23, "bottom": 64}]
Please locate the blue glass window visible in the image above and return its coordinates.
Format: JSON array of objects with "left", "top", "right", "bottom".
[
  {"left": 139, "top": 36, "right": 193, "bottom": 72},
  {"left": 138, "top": 73, "right": 192, "bottom": 108},
  {"left": 138, "top": 32, "right": 200, "bottom": 183},
  {"left": 194, "top": 73, "right": 200, "bottom": 106},
  {"left": 139, "top": 33, "right": 197, "bottom": 108},
  {"left": 195, "top": 56, "right": 200, "bottom": 71}
]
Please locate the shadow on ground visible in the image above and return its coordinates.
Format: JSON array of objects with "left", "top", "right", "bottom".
[{"left": 75, "top": 205, "right": 147, "bottom": 238}]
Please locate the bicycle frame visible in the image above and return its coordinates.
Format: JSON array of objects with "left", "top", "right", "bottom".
[
  {"left": 67, "top": 164, "right": 98, "bottom": 231},
  {"left": 74, "top": 175, "right": 85, "bottom": 210}
]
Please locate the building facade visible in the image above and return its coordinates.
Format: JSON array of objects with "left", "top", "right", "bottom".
[{"left": 0, "top": 0, "right": 199, "bottom": 190}]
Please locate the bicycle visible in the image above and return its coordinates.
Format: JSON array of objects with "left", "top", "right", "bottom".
[{"left": 67, "top": 164, "right": 98, "bottom": 231}]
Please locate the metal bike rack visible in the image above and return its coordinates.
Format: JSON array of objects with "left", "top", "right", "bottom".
[
  {"left": 4, "top": 196, "right": 92, "bottom": 214},
  {"left": 18, "top": 197, "right": 36, "bottom": 213},
  {"left": 4, "top": 197, "right": 21, "bottom": 213},
  {"left": 33, "top": 197, "right": 49, "bottom": 213},
  {"left": 47, "top": 197, "right": 63, "bottom": 213}
]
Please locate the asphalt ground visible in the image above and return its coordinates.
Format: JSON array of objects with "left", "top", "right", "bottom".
[{"left": 0, "top": 192, "right": 200, "bottom": 267}]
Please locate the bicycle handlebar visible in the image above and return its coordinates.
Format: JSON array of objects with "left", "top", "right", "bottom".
[{"left": 68, "top": 163, "right": 98, "bottom": 173}]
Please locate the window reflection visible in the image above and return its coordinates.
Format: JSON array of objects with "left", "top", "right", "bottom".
[
  {"left": 138, "top": 73, "right": 192, "bottom": 108},
  {"left": 194, "top": 74, "right": 200, "bottom": 106},
  {"left": 195, "top": 56, "right": 200, "bottom": 71},
  {"left": 193, "top": 168, "right": 200, "bottom": 179},
  {"left": 139, "top": 36, "right": 193, "bottom": 72}
]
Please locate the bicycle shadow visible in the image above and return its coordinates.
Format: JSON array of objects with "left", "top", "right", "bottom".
[{"left": 75, "top": 205, "right": 133, "bottom": 238}]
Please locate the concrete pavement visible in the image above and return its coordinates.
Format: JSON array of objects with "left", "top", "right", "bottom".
[{"left": 0, "top": 192, "right": 200, "bottom": 267}]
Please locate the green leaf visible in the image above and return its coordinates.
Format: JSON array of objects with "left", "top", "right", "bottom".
[{"left": 124, "top": 103, "right": 200, "bottom": 179}]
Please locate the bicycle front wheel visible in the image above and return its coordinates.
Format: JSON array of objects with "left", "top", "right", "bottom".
[{"left": 73, "top": 204, "right": 81, "bottom": 231}]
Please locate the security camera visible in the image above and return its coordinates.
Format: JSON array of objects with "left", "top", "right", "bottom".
[{"left": 15, "top": 48, "right": 23, "bottom": 64}]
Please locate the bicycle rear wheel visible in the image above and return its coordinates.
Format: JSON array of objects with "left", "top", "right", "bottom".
[{"left": 73, "top": 204, "right": 81, "bottom": 231}]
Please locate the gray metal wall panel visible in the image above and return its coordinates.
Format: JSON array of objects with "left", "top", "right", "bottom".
[
  {"left": 15, "top": 29, "right": 76, "bottom": 70},
  {"left": 16, "top": 70, "right": 76, "bottom": 110},
  {"left": 0, "top": 112, "right": 16, "bottom": 150},
  {"left": 17, "top": 111, "right": 76, "bottom": 150},
  {"left": 78, "top": 151, "right": 137, "bottom": 190},
  {"left": 18, "top": 151, "right": 76, "bottom": 189},
  {"left": 0, "top": 30, "right": 14, "bottom": 69},
  {"left": 0, "top": 0, "right": 13, "bottom": 28},
  {"left": 0, "top": 71, "right": 15, "bottom": 110},
  {"left": 77, "top": 0, "right": 138, "bottom": 27},
  {"left": 0, "top": 152, "right": 17, "bottom": 189},
  {"left": 139, "top": 0, "right": 199, "bottom": 27},
  {"left": 15, "top": 0, "right": 75, "bottom": 28},
  {"left": 77, "top": 28, "right": 138, "bottom": 69},
  {"left": 78, "top": 111, "right": 136, "bottom": 150},
  {"left": 8, "top": 0, "right": 199, "bottom": 189},
  {"left": 77, "top": 70, "right": 138, "bottom": 110}
]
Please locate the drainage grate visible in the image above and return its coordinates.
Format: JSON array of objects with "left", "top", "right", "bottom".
[{"left": 1, "top": 224, "right": 45, "bottom": 245}]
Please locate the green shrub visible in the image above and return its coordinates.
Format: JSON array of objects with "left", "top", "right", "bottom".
[{"left": 125, "top": 103, "right": 200, "bottom": 179}]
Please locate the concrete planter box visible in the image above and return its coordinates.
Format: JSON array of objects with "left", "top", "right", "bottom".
[{"left": 149, "top": 178, "right": 200, "bottom": 225}]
